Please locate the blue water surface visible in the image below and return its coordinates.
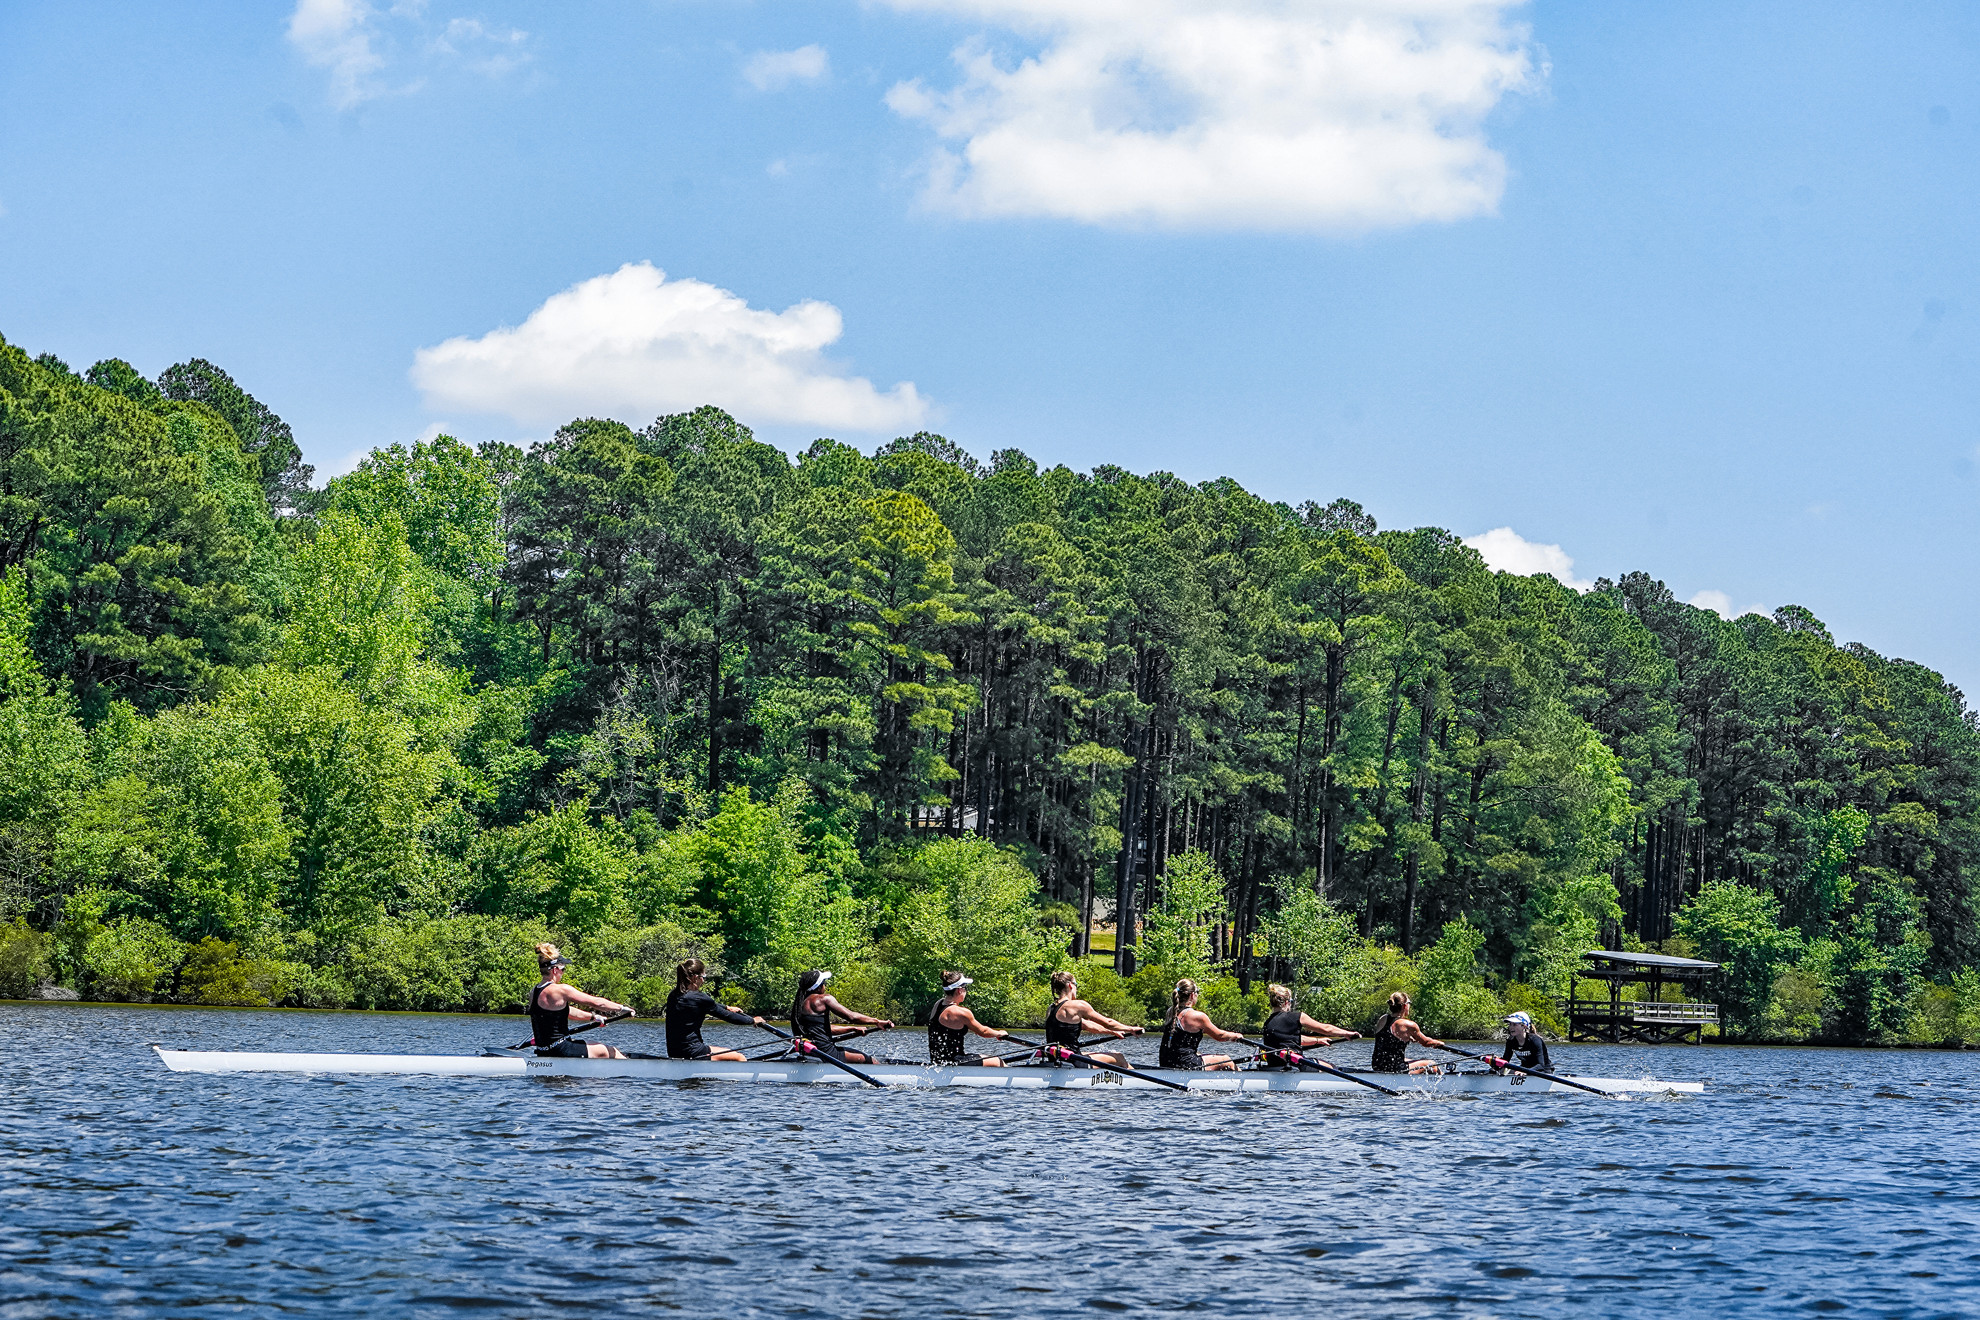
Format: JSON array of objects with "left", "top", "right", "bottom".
[{"left": 0, "top": 1004, "right": 1974, "bottom": 1319}]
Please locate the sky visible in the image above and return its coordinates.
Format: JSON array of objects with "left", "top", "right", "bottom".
[{"left": 1, "top": 1, "right": 1977, "bottom": 691}]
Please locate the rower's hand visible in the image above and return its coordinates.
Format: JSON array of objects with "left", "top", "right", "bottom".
[
  {"left": 752, "top": 1016, "right": 765, "bottom": 1027},
  {"left": 879, "top": 1020, "right": 895, "bottom": 1030}
]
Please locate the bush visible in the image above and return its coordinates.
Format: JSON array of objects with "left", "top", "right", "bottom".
[
  {"left": 280, "top": 962, "right": 354, "bottom": 1009},
  {"left": 1905, "top": 983, "right": 1963, "bottom": 1046},
  {"left": 1414, "top": 918, "right": 1503, "bottom": 1039},
  {"left": 0, "top": 920, "right": 51, "bottom": 998},
  {"left": 883, "top": 836, "right": 1055, "bottom": 1024},
  {"left": 341, "top": 915, "right": 549, "bottom": 1012},
  {"left": 81, "top": 918, "right": 186, "bottom": 1000},
  {"left": 180, "top": 936, "right": 288, "bottom": 1007},
  {"left": 1199, "top": 976, "right": 1267, "bottom": 1030}
]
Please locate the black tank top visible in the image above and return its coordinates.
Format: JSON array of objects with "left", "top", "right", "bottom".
[
  {"left": 1045, "top": 1003, "right": 1083, "bottom": 1048},
  {"left": 1262, "top": 1008, "right": 1304, "bottom": 1051},
  {"left": 793, "top": 994, "right": 834, "bottom": 1046},
  {"left": 1371, "top": 1013, "right": 1408, "bottom": 1073},
  {"left": 528, "top": 980, "right": 568, "bottom": 1047},
  {"left": 1159, "top": 1016, "right": 1204, "bottom": 1068},
  {"left": 928, "top": 1007, "right": 969, "bottom": 1064}
]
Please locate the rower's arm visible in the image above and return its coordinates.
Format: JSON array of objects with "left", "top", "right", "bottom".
[
  {"left": 1078, "top": 1003, "right": 1138, "bottom": 1035},
  {"left": 961, "top": 1009, "right": 1009, "bottom": 1042},
  {"left": 710, "top": 1004, "right": 756, "bottom": 1026},
  {"left": 560, "top": 987, "right": 634, "bottom": 1016},
  {"left": 1193, "top": 1014, "right": 1246, "bottom": 1043},
  {"left": 1404, "top": 1021, "right": 1443, "bottom": 1048},
  {"left": 821, "top": 994, "right": 892, "bottom": 1028},
  {"left": 1300, "top": 1014, "right": 1357, "bottom": 1039}
]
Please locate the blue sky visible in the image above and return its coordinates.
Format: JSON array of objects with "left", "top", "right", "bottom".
[{"left": 2, "top": 1, "right": 1977, "bottom": 690}]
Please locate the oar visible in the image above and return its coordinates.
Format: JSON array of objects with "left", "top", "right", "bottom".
[
  {"left": 1430, "top": 1043, "right": 1617, "bottom": 1098},
  {"left": 998, "top": 1036, "right": 1193, "bottom": 1093},
  {"left": 754, "top": 1023, "right": 886, "bottom": 1089},
  {"left": 508, "top": 1009, "right": 633, "bottom": 1051},
  {"left": 1236, "top": 1039, "right": 1403, "bottom": 1097}
]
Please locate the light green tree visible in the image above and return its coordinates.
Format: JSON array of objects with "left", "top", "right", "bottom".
[
  {"left": 887, "top": 835, "right": 1054, "bottom": 1021},
  {"left": 1140, "top": 850, "right": 1229, "bottom": 983}
]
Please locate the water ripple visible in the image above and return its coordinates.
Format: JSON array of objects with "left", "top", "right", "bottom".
[{"left": 2, "top": 1005, "right": 1976, "bottom": 1318}]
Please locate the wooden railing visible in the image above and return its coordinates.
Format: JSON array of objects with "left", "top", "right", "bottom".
[
  {"left": 1629, "top": 1001, "right": 1718, "bottom": 1024},
  {"left": 1570, "top": 1000, "right": 1719, "bottom": 1024}
]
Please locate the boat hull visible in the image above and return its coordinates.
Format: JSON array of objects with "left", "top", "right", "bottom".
[{"left": 152, "top": 1047, "right": 1702, "bottom": 1094}]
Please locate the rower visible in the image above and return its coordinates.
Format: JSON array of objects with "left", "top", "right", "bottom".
[
  {"left": 1043, "top": 970, "right": 1143, "bottom": 1068},
  {"left": 1259, "top": 983, "right": 1359, "bottom": 1067},
  {"left": 1158, "top": 978, "right": 1245, "bottom": 1072},
  {"left": 927, "top": 971, "right": 1010, "bottom": 1066},
  {"left": 1367, "top": 991, "right": 1443, "bottom": 1075},
  {"left": 528, "top": 943, "right": 635, "bottom": 1059},
  {"left": 791, "top": 968, "right": 894, "bottom": 1064},
  {"left": 1488, "top": 1011, "right": 1551, "bottom": 1074},
  {"left": 665, "top": 958, "right": 764, "bottom": 1061}
]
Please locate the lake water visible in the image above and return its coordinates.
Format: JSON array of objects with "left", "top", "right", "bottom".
[{"left": 0, "top": 1004, "right": 1973, "bottom": 1319}]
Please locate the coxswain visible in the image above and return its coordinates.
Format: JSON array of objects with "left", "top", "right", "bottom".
[
  {"left": 1367, "top": 990, "right": 1443, "bottom": 1075},
  {"left": 1043, "top": 970, "right": 1143, "bottom": 1067},
  {"left": 1488, "top": 1010, "right": 1551, "bottom": 1074},
  {"left": 1258, "top": 983, "right": 1359, "bottom": 1067},
  {"left": 1158, "top": 978, "right": 1245, "bottom": 1071},
  {"left": 665, "top": 958, "right": 764, "bottom": 1061},
  {"left": 528, "top": 943, "right": 635, "bottom": 1058},
  {"left": 927, "top": 971, "right": 1010, "bottom": 1066},
  {"left": 790, "top": 968, "right": 894, "bottom": 1064}
]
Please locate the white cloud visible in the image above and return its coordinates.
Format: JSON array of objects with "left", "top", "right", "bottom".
[
  {"left": 743, "top": 44, "right": 831, "bottom": 92},
  {"left": 410, "top": 262, "right": 929, "bottom": 433},
  {"left": 436, "top": 17, "right": 530, "bottom": 77},
  {"left": 879, "top": 0, "right": 1539, "bottom": 231},
  {"left": 286, "top": 2, "right": 528, "bottom": 107},
  {"left": 1688, "top": 590, "right": 1768, "bottom": 620},
  {"left": 288, "top": 0, "right": 387, "bottom": 109},
  {"left": 1463, "top": 527, "right": 1593, "bottom": 591}
]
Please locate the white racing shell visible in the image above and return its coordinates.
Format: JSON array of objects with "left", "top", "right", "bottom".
[{"left": 153, "top": 1047, "right": 1703, "bottom": 1094}]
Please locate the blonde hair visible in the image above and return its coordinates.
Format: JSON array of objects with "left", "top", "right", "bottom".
[
  {"left": 535, "top": 943, "right": 562, "bottom": 975},
  {"left": 1388, "top": 991, "right": 1409, "bottom": 1016},
  {"left": 1168, "top": 978, "right": 1199, "bottom": 1023},
  {"left": 1267, "top": 983, "right": 1293, "bottom": 1010},
  {"left": 1050, "top": 970, "right": 1077, "bottom": 999}
]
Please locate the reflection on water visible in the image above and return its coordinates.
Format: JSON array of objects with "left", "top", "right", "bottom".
[{"left": 1, "top": 1004, "right": 1974, "bottom": 1318}]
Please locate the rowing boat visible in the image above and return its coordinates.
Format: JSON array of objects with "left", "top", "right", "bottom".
[{"left": 152, "top": 1047, "right": 1703, "bottom": 1094}]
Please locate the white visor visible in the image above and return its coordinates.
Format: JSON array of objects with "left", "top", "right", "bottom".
[
  {"left": 811, "top": 970, "right": 833, "bottom": 990},
  {"left": 940, "top": 976, "right": 974, "bottom": 994}
]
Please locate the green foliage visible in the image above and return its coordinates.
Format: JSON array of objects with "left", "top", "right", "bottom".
[
  {"left": 1414, "top": 917, "right": 1503, "bottom": 1038},
  {"left": 1139, "top": 851, "right": 1228, "bottom": 983},
  {"left": 1675, "top": 881, "right": 1804, "bottom": 1037},
  {"left": 179, "top": 937, "right": 288, "bottom": 1006},
  {"left": 340, "top": 915, "right": 548, "bottom": 1013},
  {"left": 885, "top": 835, "right": 1055, "bottom": 1022},
  {"left": 1826, "top": 867, "right": 1930, "bottom": 1041},
  {"left": 568, "top": 921, "right": 721, "bottom": 1015},
  {"left": 1520, "top": 874, "right": 1624, "bottom": 998},
  {"left": 0, "top": 920, "right": 50, "bottom": 997},
  {"left": 0, "top": 332, "right": 1974, "bottom": 1036}
]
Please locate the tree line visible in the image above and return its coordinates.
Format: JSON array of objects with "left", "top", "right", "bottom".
[{"left": 0, "top": 331, "right": 1974, "bottom": 1045}]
